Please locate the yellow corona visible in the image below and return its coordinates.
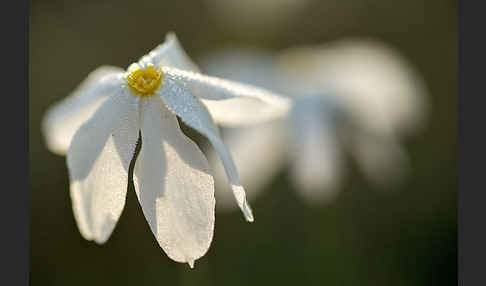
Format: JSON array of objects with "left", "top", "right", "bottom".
[{"left": 126, "top": 63, "right": 163, "bottom": 96}]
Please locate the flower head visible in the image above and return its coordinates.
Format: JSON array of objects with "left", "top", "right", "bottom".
[
  {"left": 41, "top": 33, "right": 291, "bottom": 267},
  {"left": 199, "top": 39, "right": 428, "bottom": 208}
]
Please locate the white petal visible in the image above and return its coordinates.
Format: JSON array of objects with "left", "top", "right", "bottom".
[
  {"left": 200, "top": 98, "right": 289, "bottom": 126},
  {"left": 139, "top": 32, "right": 200, "bottom": 72},
  {"left": 157, "top": 78, "right": 254, "bottom": 221},
  {"left": 66, "top": 89, "right": 139, "bottom": 243},
  {"left": 207, "top": 120, "right": 287, "bottom": 211},
  {"left": 162, "top": 66, "right": 291, "bottom": 126},
  {"left": 288, "top": 97, "right": 342, "bottom": 202},
  {"left": 197, "top": 49, "right": 291, "bottom": 126},
  {"left": 133, "top": 96, "right": 215, "bottom": 266},
  {"left": 42, "top": 66, "right": 125, "bottom": 155}
]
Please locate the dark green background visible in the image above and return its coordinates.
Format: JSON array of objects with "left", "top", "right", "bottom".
[{"left": 29, "top": 0, "right": 457, "bottom": 285}]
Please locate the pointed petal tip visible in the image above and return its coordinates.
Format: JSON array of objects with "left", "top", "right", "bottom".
[
  {"left": 245, "top": 212, "right": 254, "bottom": 223},
  {"left": 187, "top": 260, "right": 195, "bottom": 269},
  {"left": 242, "top": 199, "right": 254, "bottom": 223},
  {"left": 230, "top": 184, "right": 255, "bottom": 222},
  {"left": 93, "top": 238, "right": 105, "bottom": 245},
  {"left": 93, "top": 231, "right": 112, "bottom": 245}
]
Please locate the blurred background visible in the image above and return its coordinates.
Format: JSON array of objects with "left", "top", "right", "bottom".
[{"left": 29, "top": 0, "right": 457, "bottom": 285}]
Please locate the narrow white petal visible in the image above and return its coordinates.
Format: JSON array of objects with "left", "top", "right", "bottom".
[
  {"left": 133, "top": 96, "right": 215, "bottom": 265},
  {"left": 42, "top": 66, "right": 125, "bottom": 155},
  {"left": 67, "top": 89, "right": 139, "bottom": 243},
  {"left": 139, "top": 32, "right": 200, "bottom": 72},
  {"left": 163, "top": 67, "right": 291, "bottom": 126},
  {"left": 289, "top": 97, "right": 342, "bottom": 202},
  {"left": 198, "top": 49, "right": 290, "bottom": 125},
  {"left": 200, "top": 98, "right": 289, "bottom": 126},
  {"left": 207, "top": 120, "right": 287, "bottom": 211},
  {"left": 158, "top": 79, "right": 254, "bottom": 221}
]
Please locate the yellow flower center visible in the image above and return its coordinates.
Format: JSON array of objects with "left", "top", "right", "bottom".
[{"left": 126, "top": 63, "right": 162, "bottom": 96}]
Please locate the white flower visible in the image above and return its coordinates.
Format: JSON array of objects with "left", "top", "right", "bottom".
[
  {"left": 41, "top": 33, "right": 291, "bottom": 267},
  {"left": 199, "top": 39, "right": 428, "bottom": 208}
]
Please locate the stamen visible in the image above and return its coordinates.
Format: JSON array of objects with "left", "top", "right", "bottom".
[{"left": 126, "top": 63, "right": 162, "bottom": 96}]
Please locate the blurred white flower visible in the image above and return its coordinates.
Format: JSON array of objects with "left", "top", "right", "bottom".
[
  {"left": 199, "top": 39, "right": 428, "bottom": 208},
  {"left": 41, "top": 33, "right": 290, "bottom": 267}
]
